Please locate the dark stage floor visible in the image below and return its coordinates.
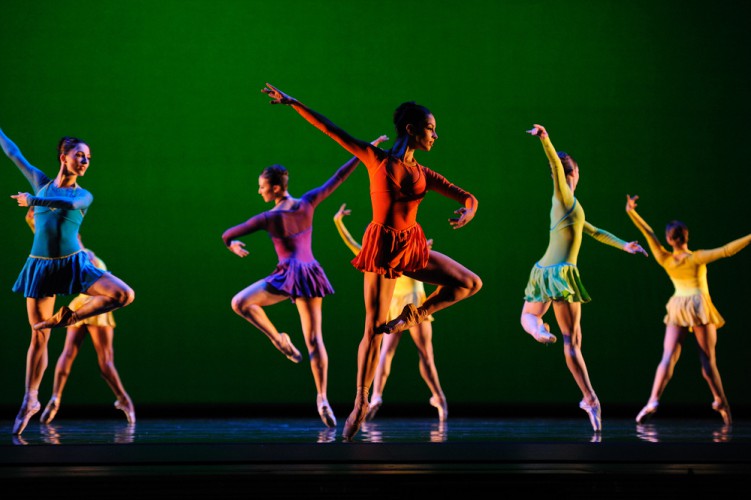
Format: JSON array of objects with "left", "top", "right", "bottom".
[{"left": 2, "top": 405, "right": 749, "bottom": 499}]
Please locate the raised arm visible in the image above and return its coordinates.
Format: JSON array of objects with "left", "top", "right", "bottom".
[
  {"left": 625, "top": 194, "right": 669, "bottom": 262},
  {"left": 1, "top": 126, "right": 50, "bottom": 192},
  {"left": 526, "top": 124, "right": 573, "bottom": 207},
  {"left": 262, "top": 83, "right": 383, "bottom": 167},
  {"left": 333, "top": 203, "right": 362, "bottom": 256}
]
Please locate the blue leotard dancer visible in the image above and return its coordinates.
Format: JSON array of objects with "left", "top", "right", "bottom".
[{"left": 2, "top": 126, "right": 135, "bottom": 435}]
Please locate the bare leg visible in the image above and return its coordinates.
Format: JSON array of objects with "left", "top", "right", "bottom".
[
  {"left": 295, "top": 297, "right": 336, "bottom": 427},
  {"left": 693, "top": 324, "right": 731, "bottom": 425},
  {"left": 40, "top": 325, "right": 87, "bottom": 423},
  {"left": 410, "top": 321, "right": 447, "bottom": 421},
  {"left": 367, "top": 331, "right": 401, "bottom": 420},
  {"left": 88, "top": 325, "right": 135, "bottom": 423},
  {"left": 636, "top": 324, "right": 686, "bottom": 423},
  {"left": 13, "top": 296, "right": 55, "bottom": 435},
  {"left": 342, "top": 273, "right": 396, "bottom": 441},
  {"left": 384, "top": 250, "right": 482, "bottom": 333},
  {"left": 552, "top": 300, "right": 601, "bottom": 432},
  {"left": 231, "top": 280, "right": 301, "bottom": 362},
  {"left": 34, "top": 273, "right": 135, "bottom": 329},
  {"left": 521, "top": 300, "right": 556, "bottom": 344}
]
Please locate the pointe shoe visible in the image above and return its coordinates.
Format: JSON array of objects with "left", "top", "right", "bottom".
[
  {"left": 579, "top": 399, "right": 602, "bottom": 433},
  {"left": 278, "top": 333, "right": 302, "bottom": 363},
  {"left": 635, "top": 401, "right": 659, "bottom": 424},
  {"left": 378, "top": 304, "right": 429, "bottom": 334},
  {"left": 342, "top": 404, "right": 369, "bottom": 442},
  {"left": 317, "top": 396, "right": 337, "bottom": 428},
  {"left": 33, "top": 306, "right": 78, "bottom": 330},
  {"left": 13, "top": 400, "right": 41, "bottom": 435},
  {"left": 40, "top": 398, "right": 60, "bottom": 424},
  {"left": 366, "top": 396, "right": 383, "bottom": 421},
  {"left": 531, "top": 322, "right": 557, "bottom": 344},
  {"left": 430, "top": 396, "right": 448, "bottom": 422},
  {"left": 712, "top": 401, "right": 732, "bottom": 426},
  {"left": 115, "top": 398, "right": 136, "bottom": 424}
]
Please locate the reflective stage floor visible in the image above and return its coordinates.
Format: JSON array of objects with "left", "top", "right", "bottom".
[{"left": 2, "top": 406, "right": 750, "bottom": 499}]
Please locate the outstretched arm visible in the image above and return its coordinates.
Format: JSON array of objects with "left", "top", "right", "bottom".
[
  {"left": 333, "top": 203, "right": 362, "bottom": 256},
  {"left": 1, "top": 126, "right": 50, "bottom": 192},
  {"left": 694, "top": 233, "right": 751, "bottom": 264},
  {"left": 583, "top": 221, "right": 648, "bottom": 257},
  {"left": 305, "top": 135, "right": 390, "bottom": 208},
  {"left": 262, "top": 83, "right": 382, "bottom": 167}
]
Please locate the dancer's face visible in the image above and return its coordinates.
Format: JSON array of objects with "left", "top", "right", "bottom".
[
  {"left": 409, "top": 114, "right": 437, "bottom": 152},
  {"left": 61, "top": 144, "right": 91, "bottom": 177},
  {"left": 258, "top": 176, "right": 279, "bottom": 203}
]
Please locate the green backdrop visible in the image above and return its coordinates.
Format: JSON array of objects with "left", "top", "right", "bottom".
[{"left": 2, "top": 0, "right": 749, "bottom": 415}]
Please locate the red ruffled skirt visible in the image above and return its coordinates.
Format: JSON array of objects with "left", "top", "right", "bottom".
[{"left": 351, "top": 222, "right": 430, "bottom": 279}]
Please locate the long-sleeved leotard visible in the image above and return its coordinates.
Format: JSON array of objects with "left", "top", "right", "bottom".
[
  {"left": 222, "top": 157, "right": 361, "bottom": 299},
  {"left": 289, "top": 103, "right": 475, "bottom": 279},
  {"left": 11, "top": 162, "right": 105, "bottom": 298},
  {"left": 627, "top": 208, "right": 751, "bottom": 329},
  {"left": 524, "top": 135, "right": 631, "bottom": 303}
]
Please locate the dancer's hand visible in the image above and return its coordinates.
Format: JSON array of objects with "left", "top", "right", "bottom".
[
  {"left": 526, "top": 124, "right": 548, "bottom": 138},
  {"left": 426, "top": 238, "right": 434, "bottom": 250},
  {"left": 11, "top": 192, "right": 30, "bottom": 207},
  {"left": 262, "top": 83, "right": 297, "bottom": 105},
  {"left": 624, "top": 240, "right": 648, "bottom": 257},
  {"left": 625, "top": 194, "right": 639, "bottom": 212},
  {"left": 228, "top": 240, "right": 249, "bottom": 257},
  {"left": 334, "top": 203, "right": 351, "bottom": 222},
  {"left": 371, "top": 135, "right": 389, "bottom": 147},
  {"left": 449, "top": 207, "right": 475, "bottom": 229}
]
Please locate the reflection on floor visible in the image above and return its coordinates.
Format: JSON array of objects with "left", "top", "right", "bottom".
[{"left": 1, "top": 411, "right": 749, "bottom": 498}]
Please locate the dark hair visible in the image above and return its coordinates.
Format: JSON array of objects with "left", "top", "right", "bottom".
[
  {"left": 393, "top": 101, "right": 432, "bottom": 137},
  {"left": 58, "top": 136, "right": 88, "bottom": 158},
  {"left": 261, "top": 164, "right": 289, "bottom": 190},
  {"left": 665, "top": 220, "right": 688, "bottom": 246},
  {"left": 557, "top": 151, "right": 578, "bottom": 175}
]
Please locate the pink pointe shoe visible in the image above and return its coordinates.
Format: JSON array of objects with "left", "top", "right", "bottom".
[
  {"left": 579, "top": 399, "right": 602, "bottom": 433},
  {"left": 342, "top": 404, "right": 370, "bottom": 442},
  {"left": 13, "top": 400, "right": 41, "bottom": 435},
  {"left": 712, "top": 401, "right": 732, "bottom": 426},
  {"left": 317, "top": 395, "right": 337, "bottom": 428},
  {"left": 366, "top": 396, "right": 383, "bottom": 421},
  {"left": 115, "top": 398, "right": 136, "bottom": 424},
  {"left": 278, "top": 333, "right": 302, "bottom": 363},
  {"left": 531, "top": 322, "right": 557, "bottom": 345},
  {"left": 430, "top": 396, "right": 448, "bottom": 422},
  {"left": 635, "top": 401, "right": 659, "bottom": 424},
  {"left": 40, "top": 398, "right": 60, "bottom": 424},
  {"left": 33, "top": 306, "right": 79, "bottom": 330}
]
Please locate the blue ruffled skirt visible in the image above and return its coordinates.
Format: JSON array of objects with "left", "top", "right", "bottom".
[{"left": 12, "top": 250, "right": 107, "bottom": 298}]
